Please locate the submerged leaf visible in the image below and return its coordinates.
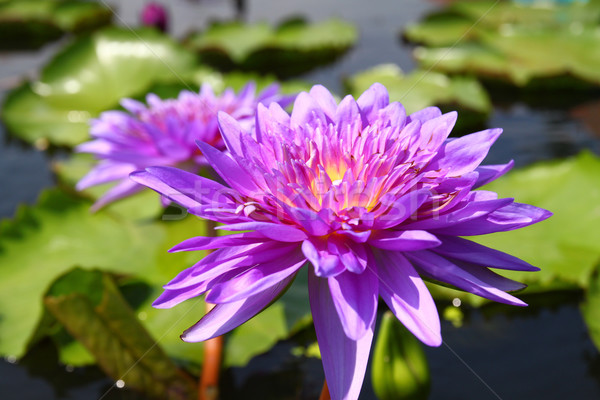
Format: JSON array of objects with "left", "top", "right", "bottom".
[{"left": 44, "top": 268, "right": 196, "bottom": 399}]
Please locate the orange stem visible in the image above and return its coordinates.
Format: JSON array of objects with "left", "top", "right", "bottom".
[
  {"left": 319, "top": 380, "right": 331, "bottom": 400},
  {"left": 199, "top": 220, "right": 223, "bottom": 400},
  {"left": 199, "top": 303, "right": 223, "bottom": 400}
]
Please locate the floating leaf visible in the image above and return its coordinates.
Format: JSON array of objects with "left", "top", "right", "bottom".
[
  {"left": 2, "top": 27, "right": 198, "bottom": 147},
  {"left": 452, "top": 0, "right": 600, "bottom": 29},
  {"left": 344, "top": 64, "right": 491, "bottom": 123},
  {"left": 185, "top": 18, "right": 358, "bottom": 78},
  {"left": 581, "top": 265, "right": 600, "bottom": 352},
  {"left": 0, "top": 0, "right": 112, "bottom": 49},
  {"left": 44, "top": 268, "right": 196, "bottom": 399},
  {"left": 402, "top": 12, "right": 479, "bottom": 47},
  {"left": 372, "top": 311, "right": 430, "bottom": 400},
  {"left": 405, "top": 0, "right": 600, "bottom": 87}
]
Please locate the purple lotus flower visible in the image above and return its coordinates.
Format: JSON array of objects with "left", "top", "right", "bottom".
[
  {"left": 76, "top": 83, "right": 292, "bottom": 210},
  {"left": 131, "top": 83, "right": 550, "bottom": 400},
  {"left": 141, "top": 2, "right": 168, "bottom": 32}
]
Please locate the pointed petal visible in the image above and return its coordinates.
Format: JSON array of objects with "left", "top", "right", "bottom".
[
  {"left": 92, "top": 179, "right": 143, "bottom": 211},
  {"left": 188, "top": 242, "right": 274, "bottom": 274},
  {"left": 378, "top": 102, "right": 406, "bottom": 129},
  {"left": 195, "top": 141, "right": 259, "bottom": 195},
  {"left": 153, "top": 282, "right": 209, "bottom": 308},
  {"left": 284, "top": 206, "right": 332, "bottom": 236},
  {"left": 431, "top": 202, "right": 552, "bottom": 236},
  {"left": 374, "top": 189, "right": 430, "bottom": 229},
  {"left": 328, "top": 269, "right": 378, "bottom": 340},
  {"left": 335, "top": 95, "right": 361, "bottom": 128},
  {"left": 130, "top": 166, "right": 233, "bottom": 210},
  {"left": 216, "top": 221, "right": 308, "bottom": 242},
  {"left": 181, "top": 274, "right": 295, "bottom": 342},
  {"left": 165, "top": 242, "right": 296, "bottom": 290},
  {"left": 206, "top": 250, "right": 305, "bottom": 303},
  {"left": 302, "top": 239, "right": 345, "bottom": 277},
  {"left": 291, "top": 92, "right": 328, "bottom": 128},
  {"left": 120, "top": 97, "right": 146, "bottom": 114},
  {"left": 473, "top": 161, "right": 514, "bottom": 189},
  {"left": 407, "top": 251, "right": 527, "bottom": 306},
  {"left": 255, "top": 102, "right": 290, "bottom": 143},
  {"left": 169, "top": 232, "right": 268, "bottom": 252},
  {"left": 338, "top": 229, "right": 371, "bottom": 243},
  {"left": 217, "top": 111, "right": 245, "bottom": 156},
  {"left": 432, "top": 236, "right": 538, "bottom": 271},
  {"left": 327, "top": 237, "right": 368, "bottom": 274},
  {"left": 309, "top": 85, "right": 338, "bottom": 119},
  {"left": 357, "top": 83, "right": 389, "bottom": 126},
  {"left": 428, "top": 128, "right": 503, "bottom": 177},
  {"left": 368, "top": 230, "right": 441, "bottom": 251},
  {"left": 407, "top": 106, "right": 442, "bottom": 125},
  {"left": 420, "top": 111, "right": 457, "bottom": 151},
  {"left": 309, "top": 271, "right": 373, "bottom": 400},
  {"left": 402, "top": 196, "right": 513, "bottom": 231},
  {"left": 373, "top": 250, "right": 442, "bottom": 346},
  {"left": 76, "top": 162, "right": 134, "bottom": 190}
]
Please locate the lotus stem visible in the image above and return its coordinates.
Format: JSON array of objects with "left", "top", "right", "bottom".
[
  {"left": 199, "top": 220, "right": 223, "bottom": 400},
  {"left": 199, "top": 305, "right": 223, "bottom": 400},
  {"left": 319, "top": 380, "right": 331, "bottom": 400}
]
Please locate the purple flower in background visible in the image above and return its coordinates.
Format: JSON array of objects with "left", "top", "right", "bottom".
[
  {"left": 131, "top": 83, "right": 551, "bottom": 400},
  {"left": 141, "top": 2, "right": 168, "bottom": 32},
  {"left": 77, "top": 83, "right": 292, "bottom": 210}
]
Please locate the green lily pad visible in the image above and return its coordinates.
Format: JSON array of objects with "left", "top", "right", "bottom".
[
  {"left": 0, "top": 188, "right": 201, "bottom": 360},
  {"left": 453, "top": 0, "right": 600, "bottom": 29},
  {"left": 405, "top": 0, "right": 600, "bottom": 87},
  {"left": 2, "top": 27, "right": 198, "bottom": 147},
  {"left": 581, "top": 265, "right": 600, "bottom": 352},
  {"left": 344, "top": 64, "right": 491, "bottom": 130},
  {"left": 44, "top": 268, "right": 197, "bottom": 399},
  {"left": 402, "top": 12, "right": 481, "bottom": 47},
  {"left": 345, "top": 64, "right": 491, "bottom": 115},
  {"left": 184, "top": 18, "right": 358, "bottom": 78},
  {"left": 0, "top": 0, "right": 112, "bottom": 49}
]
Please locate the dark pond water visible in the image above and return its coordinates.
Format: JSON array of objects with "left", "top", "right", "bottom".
[{"left": 2, "top": 0, "right": 600, "bottom": 399}]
